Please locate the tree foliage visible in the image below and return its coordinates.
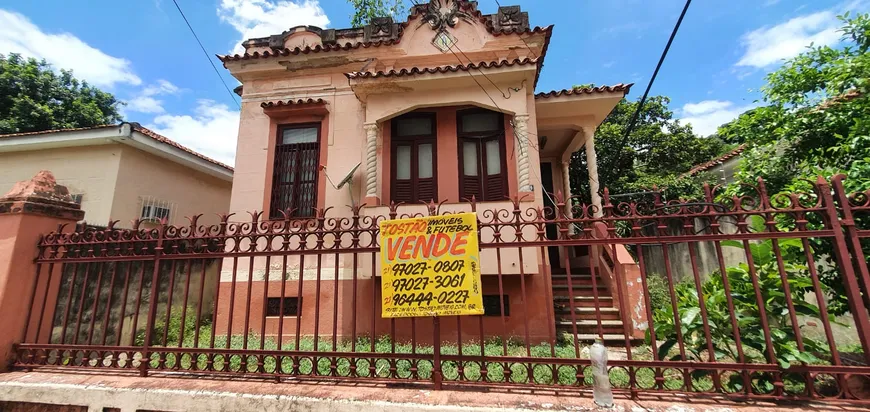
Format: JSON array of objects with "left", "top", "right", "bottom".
[
  {"left": 0, "top": 53, "right": 122, "bottom": 134},
  {"left": 715, "top": 13, "right": 870, "bottom": 315},
  {"left": 569, "top": 95, "right": 728, "bottom": 203},
  {"left": 348, "top": 0, "right": 407, "bottom": 28},
  {"left": 719, "top": 12, "right": 870, "bottom": 195}
]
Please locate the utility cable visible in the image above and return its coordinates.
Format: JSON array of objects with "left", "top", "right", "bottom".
[
  {"left": 612, "top": 0, "right": 692, "bottom": 165},
  {"left": 171, "top": 0, "right": 242, "bottom": 110}
]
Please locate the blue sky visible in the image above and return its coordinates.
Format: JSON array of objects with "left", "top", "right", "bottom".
[{"left": 0, "top": 0, "right": 861, "bottom": 165}]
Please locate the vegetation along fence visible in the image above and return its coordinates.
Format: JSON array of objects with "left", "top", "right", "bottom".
[{"left": 12, "top": 174, "right": 870, "bottom": 403}]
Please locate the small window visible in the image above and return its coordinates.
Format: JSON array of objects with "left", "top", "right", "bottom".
[
  {"left": 141, "top": 203, "right": 171, "bottom": 222},
  {"left": 70, "top": 194, "right": 84, "bottom": 205},
  {"left": 265, "top": 297, "right": 301, "bottom": 317},
  {"left": 391, "top": 113, "right": 437, "bottom": 204},
  {"left": 483, "top": 295, "right": 510, "bottom": 317},
  {"left": 458, "top": 109, "right": 508, "bottom": 201}
]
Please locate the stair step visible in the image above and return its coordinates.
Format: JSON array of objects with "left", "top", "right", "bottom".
[
  {"left": 554, "top": 306, "right": 618, "bottom": 313},
  {"left": 554, "top": 296, "right": 614, "bottom": 307},
  {"left": 551, "top": 273, "right": 594, "bottom": 279},
  {"left": 556, "top": 320, "right": 623, "bottom": 327},
  {"left": 552, "top": 284, "right": 606, "bottom": 289},
  {"left": 554, "top": 306, "right": 619, "bottom": 315},
  {"left": 550, "top": 267, "right": 591, "bottom": 275},
  {"left": 555, "top": 295, "right": 614, "bottom": 300},
  {"left": 570, "top": 334, "right": 631, "bottom": 343}
]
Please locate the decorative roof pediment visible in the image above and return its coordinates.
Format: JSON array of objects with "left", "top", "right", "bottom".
[{"left": 219, "top": 1, "right": 545, "bottom": 63}]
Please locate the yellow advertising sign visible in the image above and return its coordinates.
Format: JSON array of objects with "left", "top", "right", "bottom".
[{"left": 379, "top": 213, "right": 483, "bottom": 318}]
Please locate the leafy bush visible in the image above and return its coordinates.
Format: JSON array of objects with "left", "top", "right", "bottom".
[
  {"left": 645, "top": 273, "right": 672, "bottom": 311},
  {"left": 135, "top": 305, "right": 213, "bottom": 347},
  {"left": 649, "top": 236, "right": 832, "bottom": 393}
]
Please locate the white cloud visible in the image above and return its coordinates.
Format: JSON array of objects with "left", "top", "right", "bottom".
[
  {"left": 682, "top": 100, "right": 734, "bottom": 116},
  {"left": 126, "top": 96, "right": 165, "bottom": 114},
  {"left": 125, "top": 79, "right": 181, "bottom": 114},
  {"left": 679, "top": 100, "right": 756, "bottom": 136},
  {"left": 218, "top": 0, "right": 330, "bottom": 53},
  {"left": 736, "top": 10, "right": 841, "bottom": 68},
  {"left": 147, "top": 100, "right": 240, "bottom": 166},
  {"left": 0, "top": 9, "right": 141, "bottom": 88}
]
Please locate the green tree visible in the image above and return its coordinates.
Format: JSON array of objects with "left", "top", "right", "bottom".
[
  {"left": 569, "top": 95, "right": 727, "bottom": 203},
  {"left": 719, "top": 12, "right": 870, "bottom": 195},
  {"left": 0, "top": 53, "right": 122, "bottom": 134},
  {"left": 348, "top": 0, "right": 407, "bottom": 28},
  {"left": 716, "top": 13, "right": 870, "bottom": 315}
]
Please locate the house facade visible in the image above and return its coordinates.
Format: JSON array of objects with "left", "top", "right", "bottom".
[
  {"left": 0, "top": 123, "right": 233, "bottom": 227},
  {"left": 218, "top": 1, "right": 633, "bottom": 342}
]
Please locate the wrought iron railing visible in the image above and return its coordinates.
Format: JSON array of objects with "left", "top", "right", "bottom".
[{"left": 12, "top": 175, "right": 870, "bottom": 403}]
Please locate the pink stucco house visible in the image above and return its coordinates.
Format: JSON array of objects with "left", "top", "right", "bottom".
[{"left": 218, "top": 1, "right": 635, "bottom": 342}]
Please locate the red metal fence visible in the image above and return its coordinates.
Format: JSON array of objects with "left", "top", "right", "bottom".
[{"left": 12, "top": 175, "right": 870, "bottom": 403}]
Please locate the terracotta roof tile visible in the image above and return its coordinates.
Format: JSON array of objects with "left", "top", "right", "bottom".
[
  {"left": 131, "top": 125, "right": 233, "bottom": 172},
  {"left": 0, "top": 124, "right": 233, "bottom": 172},
  {"left": 535, "top": 84, "right": 634, "bottom": 99},
  {"left": 0, "top": 125, "right": 116, "bottom": 138},
  {"left": 684, "top": 144, "right": 747, "bottom": 177},
  {"left": 260, "top": 98, "right": 327, "bottom": 108},
  {"left": 345, "top": 58, "right": 538, "bottom": 79},
  {"left": 217, "top": 39, "right": 402, "bottom": 62}
]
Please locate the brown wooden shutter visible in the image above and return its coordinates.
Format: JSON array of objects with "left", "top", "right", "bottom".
[
  {"left": 482, "top": 136, "right": 508, "bottom": 201},
  {"left": 459, "top": 138, "right": 482, "bottom": 201},
  {"left": 270, "top": 124, "right": 320, "bottom": 218},
  {"left": 390, "top": 113, "right": 437, "bottom": 204}
]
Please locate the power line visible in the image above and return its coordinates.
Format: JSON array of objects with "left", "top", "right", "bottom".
[
  {"left": 450, "top": 42, "right": 510, "bottom": 98},
  {"left": 492, "top": 0, "right": 538, "bottom": 59},
  {"left": 171, "top": 0, "right": 241, "bottom": 110},
  {"left": 446, "top": 43, "right": 503, "bottom": 113},
  {"left": 612, "top": 0, "right": 692, "bottom": 164}
]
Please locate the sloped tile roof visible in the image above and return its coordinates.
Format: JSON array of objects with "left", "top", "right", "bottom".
[
  {"left": 260, "top": 98, "right": 327, "bottom": 108},
  {"left": 535, "top": 84, "right": 634, "bottom": 99},
  {"left": 218, "top": 40, "right": 402, "bottom": 62},
  {"left": 685, "top": 144, "right": 747, "bottom": 176},
  {"left": 131, "top": 124, "right": 233, "bottom": 171},
  {"left": 345, "top": 58, "right": 538, "bottom": 79},
  {"left": 0, "top": 124, "right": 115, "bottom": 138},
  {"left": 0, "top": 124, "right": 233, "bottom": 172}
]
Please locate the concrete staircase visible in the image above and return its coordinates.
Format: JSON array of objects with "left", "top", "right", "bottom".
[{"left": 551, "top": 246, "right": 628, "bottom": 343}]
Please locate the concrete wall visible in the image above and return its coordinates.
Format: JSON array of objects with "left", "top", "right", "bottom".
[
  {"left": 0, "top": 145, "right": 121, "bottom": 224},
  {"left": 111, "top": 146, "right": 232, "bottom": 227}
]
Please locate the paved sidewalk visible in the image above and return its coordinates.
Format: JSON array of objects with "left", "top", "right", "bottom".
[{"left": 0, "top": 371, "right": 865, "bottom": 412}]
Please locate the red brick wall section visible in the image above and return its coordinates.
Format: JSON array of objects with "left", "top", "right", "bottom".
[
  {"left": 0, "top": 401, "right": 87, "bottom": 412},
  {"left": 213, "top": 275, "right": 553, "bottom": 345}
]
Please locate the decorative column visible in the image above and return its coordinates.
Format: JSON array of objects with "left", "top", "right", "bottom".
[
  {"left": 0, "top": 171, "right": 84, "bottom": 371},
  {"left": 583, "top": 126, "right": 603, "bottom": 217},
  {"left": 363, "top": 122, "right": 380, "bottom": 203},
  {"left": 513, "top": 114, "right": 532, "bottom": 192}
]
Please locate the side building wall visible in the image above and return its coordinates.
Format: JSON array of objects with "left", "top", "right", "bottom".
[
  {"left": 111, "top": 146, "right": 233, "bottom": 227},
  {"left": 0, "top": 145, "right": 122, "bottom": 224}
]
